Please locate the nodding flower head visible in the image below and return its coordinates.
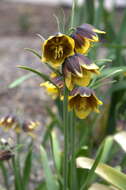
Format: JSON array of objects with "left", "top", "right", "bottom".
[
  {"left": 62, "top": 53, "right": 99, "bottom": 90},
  {"left": 71, "top": 24, "right": 105, "bottom": 54},
  {"left": 40, "top": 74, "right": 64, "bottom": 99},
  {"left": 68, "top": 87, "right": 102, "bottom": 119}
]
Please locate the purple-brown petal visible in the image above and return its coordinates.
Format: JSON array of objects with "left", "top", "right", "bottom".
[
  {"left": 76, "top": 28, "right": 96, "bottom": 40},
  {"left": 65, "top": 56, "right": 82, "bottom": 76},
  {"left": 71, "top": 33, "right": 84, "bottom": 48},
  {"left": 79, "top": 23, "right": 95, "bottom": 31},
  {"left": 70, "top": 86, "right": 94, "bottom": 97},
  {"left": 78, "top": 87, "right": 93, "bottom": 96},
  {"left": 52, "top": 76, "right": 64, "bottom": 88},
  {"left": 77, "top": 54, "right": 92, "bottom": 65},
  {"left": 70, "top": 87, "right": 80, "bottom": 96}
]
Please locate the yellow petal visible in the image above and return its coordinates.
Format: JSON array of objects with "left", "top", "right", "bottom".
[
  {"left": 93, "top": 28, "right": 106, "bottom": 34},
  {"left": 75, "top": 106, "right": 92, "bottom": 119},
  {"left": 73, "top": 70, "right": 91, "bottom": 87},
  {"left": 40, "top": 81, "right": 58, "bottom": 99},
  {"left": 75, "top": 38, "right": 91, "bottom": 54},
  {"left": 65, "top": 72, "right": 74, "bottom": 90},
  {"left": 81, "top": 63, "right": 99, "bottom": 71}
]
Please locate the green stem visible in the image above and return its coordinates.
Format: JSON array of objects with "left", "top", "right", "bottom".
[
  {"left": 12, "top": 157, "right": 22, "bottom": 190},
  {"left": 70, "top": 111, "right": 76, "bottom": 190},
  {"left": 63, "top": 87, "right": 69, "bottom": 190},
  {"left": 71, "top": 0, "right": 77, "bottom": 28},
  {"left": 0, "top": 162, "right": 10, "bottom": 190}
]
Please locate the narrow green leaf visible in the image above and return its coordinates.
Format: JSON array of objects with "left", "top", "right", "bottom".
[
  {"left": 18, "top": 66, "right": 58, "bottom": 88},
  {"left": 50, "top": 131, "right": 61, "bottom": 172},
  {"left": 9, "top": 73, "right": 34, "bottom": 88},
  {"left": 92, "top": 80, "right": 116, "bottom": 89},
  {"left": 22, "top": 147, "right": 32, "bottom": 189},
  {"left": 0, "top": 162, "right": 9, "bottom": 190},
  {"left": 40, "top": 146, "right": 59, "bottom": 190},
  {"left": 108, "top": 81, "right": 126, "bottom": 93},
  {"left": 42, "top": 121, "right": 56, "bottom": 145},
  {"left": 117, "top": 10, "right": 126, "bottom": 43},
  {"left": 77, "top": 157, "right": 126, "bottom": 190},
  {"left": 94, "top": 59, "right": 112, "bottom": 66},
  {"left": 94, "top": 0, "right": 104, "bottom": 27},
  {"left": 24, "top": 48, "right": 41, "bottom": 59},
  {"left": 85, "top": 0, "right": 95, "bottom": 24},
  {"left": 80, "top": 142, "right": 104, "bottom": 190},
  {"left": 98, "top": 67, "right": 126, "bottom": 79},
  {"left": 12, "top": 157, "right": 23, "bottom": 190}
]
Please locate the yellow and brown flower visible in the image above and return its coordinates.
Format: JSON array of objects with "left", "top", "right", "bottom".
[
  {"left": 71, "top": 23, "right": 105, "bottom": 54},
  {"left": 22, "top": 120, "right": 40, "bottom": 138},
  {"left": 0, "top": 115, "right": 20, "bottom": 132},
  {"left": 41, "top": 33, "right": 75, "bottom": 68},
  {"left": 40, "top": 75, "right": 64, "bottom": 99},
  {"left": 68, "top": 87, "right": 102, "bottom": 119},
  {"left": 62, "top": 53, "right": 99, "bottom": 90}
]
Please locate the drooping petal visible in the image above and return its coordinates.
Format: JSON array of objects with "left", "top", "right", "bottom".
[
  {"left": 73, "top": 70, "right": 91, "bottom": 87},
  {"left": 71, "top": 33, "right": 91, "bottom": 54},
  {"left": 40, "top": 81, "right": 59, "bottom": 99},
  {"left": 63, "top": 54, "right": 100, "bottom": 90}
]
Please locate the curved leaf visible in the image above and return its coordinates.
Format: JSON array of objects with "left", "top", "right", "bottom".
[
  {"left": 9, "top": 73, "right": 34, "bottom": 88},
  {"left": 18, "top": 66, "right": 58, "bottom": 88},
  {"left": 40, "top": 146, "right": 59, "bottom": 190},
  {"left": 76, "top": 157, "right": 126, "bottom": 190}
]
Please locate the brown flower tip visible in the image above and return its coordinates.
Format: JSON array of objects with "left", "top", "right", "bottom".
[
  {"left": 70, "top": 86, "right": 94, "bottom": 97},
  {"left": 76, "top": 23, "right": 105, "bottom": 42},
  {"left": 0, "top": 150, "right": 14, "bottom": 161},
  {"left": 51, "top": 76, "right": 64, "bottom": 88}
]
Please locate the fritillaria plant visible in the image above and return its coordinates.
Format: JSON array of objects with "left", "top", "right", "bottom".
[{"left": 18, "top": 2, "right": 106, "bottom": 187}]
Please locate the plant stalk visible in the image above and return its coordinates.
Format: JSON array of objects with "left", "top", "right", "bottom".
[
  {"left": 70, "top": 111, "right": 76, "bottom": 190},
  {"left": 71, "top": 0, "right": 77, "bottom": 28},
  {"left": 63, "top": 87, "right": 69, "bottom": 190}
]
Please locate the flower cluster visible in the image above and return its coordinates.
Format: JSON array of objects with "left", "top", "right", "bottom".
[
  {"left": 0, "top": 115, "right": 40, "bottom": 138},
  {"left": 41, "top": 24, "right": 105, "bottom": 119}
]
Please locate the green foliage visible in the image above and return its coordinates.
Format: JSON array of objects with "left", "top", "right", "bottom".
[{"left": 40, "top": 146, "right": 59, "bottom": 190}]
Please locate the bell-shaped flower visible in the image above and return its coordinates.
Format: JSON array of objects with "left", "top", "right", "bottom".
[
  {"left": 71, "top": 23, "right": 105, "bottom": 54},
  {"left": 62, "top": 53, "right": 99, "bottom": 90},
  {"left": 41, "top": 33, "right": 75, "bottom": 68},
  {"left": 68, "top": 87, "right": 102, "bottom": 119}
]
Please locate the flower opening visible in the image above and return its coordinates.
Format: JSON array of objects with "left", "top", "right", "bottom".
[{"left": 42, "top": 33, "right": 75, "bottom": 68}]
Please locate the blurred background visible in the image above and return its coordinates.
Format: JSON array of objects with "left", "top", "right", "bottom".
[{"left": 0, "top": 0, "right": 126, "bottom": 125}]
